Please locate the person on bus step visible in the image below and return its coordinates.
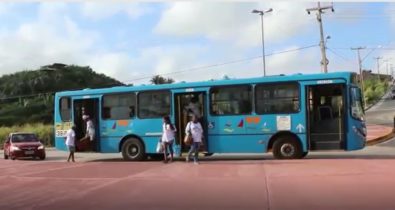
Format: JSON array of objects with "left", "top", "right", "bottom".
[
  {"left": 162, "top": 115, "right": 177, "bottom": 163},
  {"left": 81, "top": 114, "right": 95, "bottom": 142},
  {"left": 184, "top": 95, "right": 201, "bottom": 119},
  {"left": 185, "top": 114, "right": 204, "bottom": 165},
  {"left": 65, "top": 125, "right": 76, "bottom": 162}
]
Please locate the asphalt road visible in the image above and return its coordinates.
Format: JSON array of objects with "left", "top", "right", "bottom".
[
  {"left": 366, "top": 87, "right": 395, "bottom": 126},
  {"left": 1, "top": 86, "right": 395, "bottom": 210},
  {"left": 2, "top": 148, "right": 395, "bottom": 210}
]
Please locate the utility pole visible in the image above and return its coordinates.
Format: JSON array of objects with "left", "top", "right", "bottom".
[
  {"left": 351, "top": 47, "right": 366, "bottom": 104},
  {"left": 306, "top": 2, "right": 334, "bottom": 73},
  {"left": 374, "top": 56, "right": 382, "bottom": 81},
  {"left": 382, "top": 59, "right": 393, "bottom": 82}
]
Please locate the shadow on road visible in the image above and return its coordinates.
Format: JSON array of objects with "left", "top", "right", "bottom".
[{"left": 86, "top": 154, "right": 395, "bottom": 163}]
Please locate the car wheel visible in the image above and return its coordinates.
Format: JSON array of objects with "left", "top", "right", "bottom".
[
  {"left": 4, "top": 152, "right": 8, "bottom": 160},
  {"left": 39, "top": 155, "right": 46, "bottom": 160},
  {"left": 272, "top": 135, "right": 303, "bottom": 159},
  {"left": 121, "top": 138, "right": 146, "bottom": 161},
  {"left": 11, "top": 156, "right": 16, "bottom": 160}
]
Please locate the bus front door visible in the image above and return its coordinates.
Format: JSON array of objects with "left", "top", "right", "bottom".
[
  {"left": 174, "top": 92, "right": 208, "bottom": 153},
  {"left": 307, "top": 84, "right": 345, "bottom": 150},
  {"left": 73, "top": 98, "right": 100, "bottom": 152}
]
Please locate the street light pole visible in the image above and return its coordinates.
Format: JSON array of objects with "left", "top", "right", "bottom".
[
  {"left": 260, "top": 14, "right": 266, "bottom": 77},
  {"left": 252, "top": 8, "right": 273, "bottom": 77}
]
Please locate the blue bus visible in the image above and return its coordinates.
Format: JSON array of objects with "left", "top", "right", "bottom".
[{"left": 54, "top": 71, "right": 366, "bottom": 160}]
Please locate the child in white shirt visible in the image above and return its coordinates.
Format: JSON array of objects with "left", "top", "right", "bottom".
[{"left": 185, "top": 115, "right": 203, "bottom": 164}]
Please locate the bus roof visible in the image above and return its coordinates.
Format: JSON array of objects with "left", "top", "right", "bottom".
[{"left": 55, "top": 71, "right": 355, "bottom": 97}]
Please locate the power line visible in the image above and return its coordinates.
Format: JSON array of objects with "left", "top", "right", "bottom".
[
  {"left": 0, "top": 44, "right": 319, "bottom": 100},
  {"left": 326, "top": 47, "right": 352, "bottom": 61},
  {"left": 121, "top": 44, "right": 319, "bottom": 83}
]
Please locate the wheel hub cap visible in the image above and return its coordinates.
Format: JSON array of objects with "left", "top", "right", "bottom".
[{"left": 280, "top": 143, "right": 295, "bottom": 157}]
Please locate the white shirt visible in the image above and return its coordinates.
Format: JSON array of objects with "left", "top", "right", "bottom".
[
  {"left": 65, "top": 129, "right": 75, "bottom": 146},
  {"left": 185, "top": 122, "right": 203, "bottom": 142},
  {"left": 185, "top": 102, "right": 201, "bottom": 118},
  {"left": 86, "top": 120, "right": 95, "bottom": 135},
  {"left": 162, "top": 123, "right": 177, "bottom": 142}
]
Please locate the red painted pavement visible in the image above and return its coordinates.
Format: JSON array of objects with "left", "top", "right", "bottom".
[
  {"left": 366, "top": 124, "right": 393, "bottom": 142},
  {"left": 1, "top": 159, "right": 395, "bottom": 210}
]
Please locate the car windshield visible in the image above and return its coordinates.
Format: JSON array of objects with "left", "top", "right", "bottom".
[{"left": 11, "top": 134, "right": 38, "bottom": 143}]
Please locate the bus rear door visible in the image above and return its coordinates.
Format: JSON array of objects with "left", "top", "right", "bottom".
[
  {"left": 72, "top": 97, "right": 100, "bottom": 152},
  {"left": 306, "top": 83, "right": 346, "bottom": 150}
]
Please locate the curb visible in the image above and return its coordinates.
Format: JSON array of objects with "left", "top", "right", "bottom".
[{"left": 366, "top": 130, "right": 395, "bottom": 146}]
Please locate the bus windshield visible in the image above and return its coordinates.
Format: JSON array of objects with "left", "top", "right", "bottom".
[{"left": 350, "top": 87, "right": 364, "bottom": 121}]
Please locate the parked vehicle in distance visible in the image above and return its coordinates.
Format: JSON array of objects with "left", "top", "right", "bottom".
[
  {"left": 391, "top": 89, "right": 395, "bottom": 99},
  {"left": 3, "top": 133, "right": 46, "bottom": 160}
]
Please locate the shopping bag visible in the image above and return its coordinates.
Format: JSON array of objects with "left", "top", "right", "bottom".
[
  {"left": 156, "top": 141, "right": 163, "bottom": 153},
  {"left": 173, "top": 144, "right": 181, "bottom": 157},
  {"left": 184, "top": 134, "right": 192, "bottom": 146}
]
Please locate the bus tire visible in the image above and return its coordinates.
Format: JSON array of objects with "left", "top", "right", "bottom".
[
  {"left": 272, "top": 136, "right": 303, "bottom": 159},
  {"left": 121, "top": 138, "right": 146, "bottom": 161}
]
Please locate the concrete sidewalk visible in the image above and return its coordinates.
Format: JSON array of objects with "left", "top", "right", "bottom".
[{"left": 366, "top": 124, "right": 394, "bottom": 145}]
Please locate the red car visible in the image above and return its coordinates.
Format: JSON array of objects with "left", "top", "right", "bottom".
[{"left": 3, "top": 133, "right": 46, "bottom": 160}]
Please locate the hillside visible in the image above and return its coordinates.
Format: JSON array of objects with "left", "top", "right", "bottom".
[{"left": 0, "top": 64, "right": 124, "bottom": 126}]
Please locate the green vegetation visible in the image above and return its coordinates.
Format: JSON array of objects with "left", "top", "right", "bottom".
[
  {"left": 363, "top": 78, "right": 389, "bottom": 105},
  {"left": 0, "top": 64, "right": 124, "bottom": 126},
  {"left": 0, "top": 64, "right": 125, "bottom": 147},
  {"left": 150, "top": 75, "right": 175, "bottom": 84},
  {"left": 0, "top": 123, "right": 53, "bottom": 148}
]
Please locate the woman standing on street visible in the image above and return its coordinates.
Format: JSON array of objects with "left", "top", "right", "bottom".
[{"left": 162, "top": 116, "right": 177, "bottom": 163}]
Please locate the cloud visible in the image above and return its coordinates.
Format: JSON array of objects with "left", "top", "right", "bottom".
[
  {"left": 385, "top": 2, "right": 395, "bottom": 31},
  {"left": 0, "top": 3, "right": 99, "bottom": 75},
  {"left": 81, "top": 2, "right": 150, "bottom": 20},
  {"left": 0, "top": 2, "right": 366, "bottom": 87},
  {"left": 155, "top": 2, "right": 315, "bottom": 48}
]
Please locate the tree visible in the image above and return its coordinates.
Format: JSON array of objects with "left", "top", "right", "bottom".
[{"left": 150, "top": 75, "right": 175, "bottom": 85}]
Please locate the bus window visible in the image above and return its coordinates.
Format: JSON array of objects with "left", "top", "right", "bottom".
[
  {"left": 350, "top": 87, "right": 364, "bottom": 121},
  {"left": 102, "top": 93, "right": 136, "bottom": 120},
  {"left": 60, "top": 97, "right": 71, "bottom": 121},
  {"left": 255, "top": 83, "right": 299, "bottom": 114},
  {"left": 210, "top": 85, "right": 252, "bottom": 115},
  {"left": 138, "top": 91, "right": 170, "bottom": 118}
]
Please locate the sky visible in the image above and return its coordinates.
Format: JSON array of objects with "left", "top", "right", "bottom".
[{"left": 0, "top": 1, "right": 394, "bottom": 84}]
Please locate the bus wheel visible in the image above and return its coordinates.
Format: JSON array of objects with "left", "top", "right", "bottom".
[
  {"left": 272, "top": 136, "right": 302, "bottom": 159},
  {"left": 121, "top": 138, "right": 146, "bottom": 161}
]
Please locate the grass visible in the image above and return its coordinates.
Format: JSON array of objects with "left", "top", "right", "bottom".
[{"left": 0, "top": 123, "right": 53, "bottom": 148}]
